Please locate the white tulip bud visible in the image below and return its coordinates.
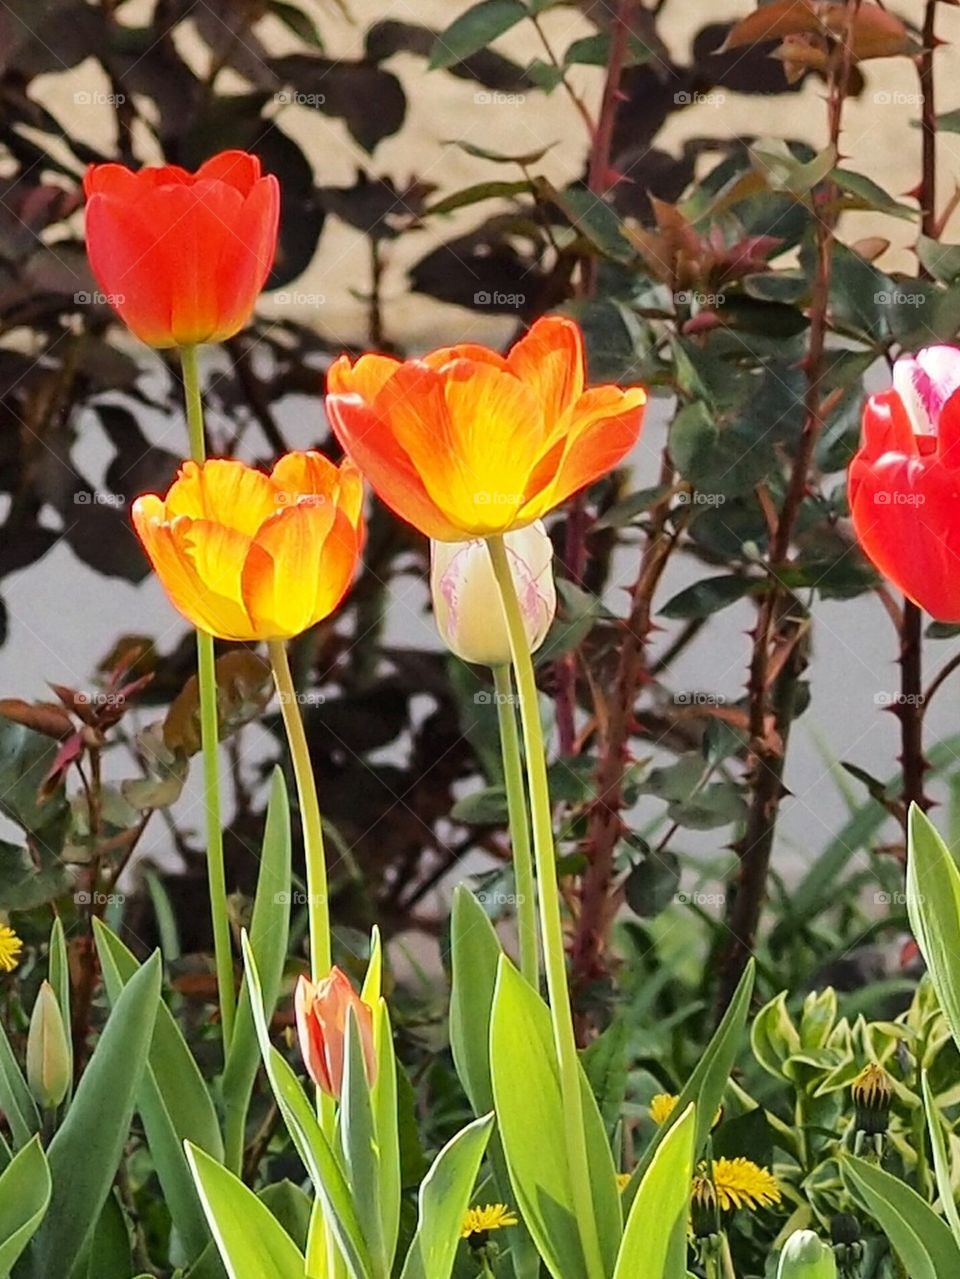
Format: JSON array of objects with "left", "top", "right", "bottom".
[{"left": 430, "top": 522, "right": 557, "bottom": 667}]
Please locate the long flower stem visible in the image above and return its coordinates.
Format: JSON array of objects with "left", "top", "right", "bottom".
[
  {"left": 267, "top": 640, "right": 339, "bottom": 1278},
  {"left": 486, "top": 535, "right": 604, "bottom": 1279},
  {"left": 179, "top": 344, "right": 235, "bottom": 1052},
  {"left": 492, "top": 664, "right": 539, "bottom": 987}
]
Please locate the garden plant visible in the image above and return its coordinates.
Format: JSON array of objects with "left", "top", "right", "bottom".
[{"left": 7, "top": 1, "right": 960, "bottom": 1277}]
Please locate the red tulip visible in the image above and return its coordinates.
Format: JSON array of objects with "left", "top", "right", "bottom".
[
  {"left": 849, "top": 346, "right": 960, "bottom": 620},
  {"left": 83, "top": 150, "right": 279, "bottom": 348},
  {"left": 294, "top": 969, "right": 377, "bottom": 1098}
]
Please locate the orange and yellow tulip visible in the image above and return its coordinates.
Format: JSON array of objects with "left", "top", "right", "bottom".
[
  {"left": 83, "top": 150, "right": 279, "bottom": 349},
  {"left": 325, "top": 315, "right": 646, "bottom": 540},
  {"left": 132, "top": 452, "right": 364, "bottom": 641},
  {"left": 295, "top": 968, "right": 377, "bottom": 1098}
]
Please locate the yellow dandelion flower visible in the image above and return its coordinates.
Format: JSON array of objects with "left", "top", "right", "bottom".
[
  {"left": 650, "top": 1093, "right": 679, "bottom": 1125},
  {"left": 0, "top": 926, "right": 23, "bottom": 974},
  {"left": 697, "top": 1158, "right": 781, "bottom": 1213},
  {"left": 461, "top": 1204, "right": 519, "bottom": 1240}
]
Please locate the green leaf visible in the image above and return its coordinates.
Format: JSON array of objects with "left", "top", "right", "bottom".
[
  {"left": 93, "top": 920, "right": 221, "bottom": 1263},
  {"left": 0, "top": 1137, "right": 50, "bottom": 1276},
  {"left": 185, "top": 1144, "right": 305, "bottom": 1279},
  {"left": 47, "top": 918, "right": 72, "bottom": 1100},
  {"left": 449, "top": 887, "right": 502, "bottom": 1114},
  {"left": 0, "top": 1016, "right": 39, "bottom": 1150},
  {"left": 843, "top": 1154, "right": 960, "bottom": 1279},
  {"left": 922, "top": 1071, "right": 960, "bottom": 1250},
  {"left": 427, "top": 180, "right": 533, "bottom": 216},
  {"left": 582, "top": 1021, "right": 630, "bottom": 1137},
  {"left": 832, "top": 169, "right": 914, "bottom": 219},
  {"left": 222, "top": 769, "right": 292, "bottom": 1161},
  {"left": 660, "top": 575, "right": 755, "bottom": 620},
  {"left": 906, "top": 805, "right": 960, "bottom": 1055},
  {"left": 241, "top": 935, "right": 375, "bottom": 1279},
  {"left": 632, "top": 961, "right": 754, "bottom": 1188},
  {"left": 918, "top": 236, "right": 960, "bottom": 284},
  {"left": 25, "top": 952, "right": 161, "bottom": 1278},
  {"left": 491, "top": 956, "right": 621, "bottom": 1279},
  {"left": 340, "top": 1009, "right": 385, "bottom": 1270},
  {"left": 614, "top": 1104, "right": 694, "bottom": 1279},
  {"left": 550, "top": 186, "right": 635, "bottom": 264},
  {"left": 444, "top": 139, "right": 553, "bottom": 166},
  {"left": 71, "top": 1191, "right": 131, "bottom": 1279},
  {"left": 430, "top": 0, "right": 528, "bottom": 69},
  {"left": 399, "top": 1113, "right": 493, "bottom": 1279}
]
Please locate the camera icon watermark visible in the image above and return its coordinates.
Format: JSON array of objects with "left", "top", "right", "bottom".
[
  {"left": 73, "top": 91, "right": 125, "bottom": 106},
  {"left": 873, "top": 91, "right": 923, "bottom": 106},
  {"left": 275, "top": 90, "right": 326, "bottom": 107},
  {"left": 674, "top": 289, "right": 725, "bottom": 307},
  {"left": 875, "top": 289, "right": 925, "bottom": 308},
  {"left": 674, "top": 691, "right": 727, "bottom": 706},
  {"left": 474, "top": 290, "right": 525, "bottom": 308},
  {"left": 274, "top": 890, "right": 328, "bottom": 906},
  {"left": 874, "top": 690, "right": 925, "bottom": 707},
  {"left": 75, "top": 890, "right": 125, "bottom": 906},
  {"left": 676, "top": 890, "right": 726, "bottom": 906},
  {"left": 477, "top": 890, "right": 526, "bottom": 905},
  {"left": 474, "top": 91, "right": 526, "bottom": 106},
  {"left": 873, "top": 491, "right": 925, "bottom": 506},
  {"left": 74, "top": 290, "right": 125, "bottom": 306},
  {"left": 277, "top": 690, "right": 326, "bottom": 707},
  {"left": 74, "top": 491, "right": 126, "bottom": 507},
  {"left": 674, "top": 90, "right": 725, "bottom": 107},
  {"left": 675, "top": 490, "right": 726, "bottom": 507},
  {"left": 273, "top": 290, "right": 326, "bottom": 307},
  {"left": 474, "top": 691, "right": 520, "bottom": 706}
]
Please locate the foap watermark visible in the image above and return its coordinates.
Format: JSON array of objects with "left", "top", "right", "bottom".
[
  {"left": 874, "top": 690, "right": 926, "bottom": 708},
  {"left": 275, "top": 90, "right": 326, "bottom": 107},
  {"left": 274, "top": 290, "right": 326, "bottom": 308},
  {"left": 277, "top": 690, "right": 326, "bottom": 707},
  {"left": 76, "top": 690, "right": 127, "bottom": 708},
  {"left": 74, "top": 90, "right": 125, "bottom": 106},
  {"left": 875, "top": 289, "right": 926, "bottom": 308},
  {"left": 75, "top": 890, "right": 125, "bottom": 906},
  {"left": 273, "top": 890, "right": 328, "bottom": 906},
  {"left": 475, "top": 489, "right": 523, "bottom": 507},
  {"left": 75, "top": 290, "right": 125, "bottom": 306},
  {"left": 675, "top": 289, "right": 725, "bottom": 308},
  {"left": 874, "top": 91, "right": 924, "bottom": 106},
  {"left": 674, "top": 691, "right": 727, "bottom": 706},
  {"left": 474, "top": 691, "right": 520, "bottom": 706},
  {"left": 675, "top": 490, "right": 726, "bottom": 507},
  {"left": 474, "top": 290, "right": 525, "bottom": 309},
  {"left": 676, "top": 890, "right": 726, "bottom": 906},
  {"left": 477, "top": 890, "right": 526, "bottom": 906},
  {"left": 674, "top": 90, "right": 725, "bottom": 107},
  {"left": 474, "top": 91, "right": 526, "bottom": 106},
  {"left": 873, "top": 491, "right": 925, "bottom": 506},
  {"left": 75, "top": 491, "right": 126, "bottom": 507},
  {"left": 875, "top": 890, "right": 920, "bottom": 906}
]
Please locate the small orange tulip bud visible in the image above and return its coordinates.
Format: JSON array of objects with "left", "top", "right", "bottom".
[{"left": 294, "top": 969, "right": 377, "bottom": 1098}]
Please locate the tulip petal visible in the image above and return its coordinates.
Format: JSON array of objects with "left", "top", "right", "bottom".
[
  {"left": 164, "top": 459, "right": 278, "bottom": 536},
  {"left": 326, "top": 390, "right": 463, "bottom": 541},
  {"left": 209, "top": 177, "right": 280, "bottom": 338},
  {"left": 240, "top": 503, "right": 342, "bottom": 639},
  {"left": 327, "top": 352, "right": 402, "bottom": 401},
  {"left": 506, "top": 315, "right": 585, "bottom": 423},
  {"left": 893, "top": 345, "right": 960, "bottom": 436},
  {"left": 85, "top": 195, "right": 178, "bottom": 346},
  {"left": 422, "top": 344, "right": 509, "bottom": 372},
  {"left": 521, "top": 384, "right": 646, "bottom": 521},
  {"left": 196, "top": 150, "right": 262, "bottom": 195}
]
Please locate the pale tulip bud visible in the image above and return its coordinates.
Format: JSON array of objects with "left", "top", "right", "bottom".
[
  {"left": 294, "top": 968, "right": 376, "bottom": 1098},
  {"left": 26, "top": 981, "right": 71, "bottom": 1110},
  {"left": 430, "top": 522, "right": 556, "bottom": 667},
  {"left": 776, "top": 1230, "right": 837, "bottom": 1279}
]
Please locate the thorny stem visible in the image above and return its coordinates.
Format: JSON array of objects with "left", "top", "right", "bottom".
[
  {"left": 180, "top": 344, "right": 236, "bottom": 1053},
  {"left": 716, "top": 6, "right": 862, "bottom": 1013}
]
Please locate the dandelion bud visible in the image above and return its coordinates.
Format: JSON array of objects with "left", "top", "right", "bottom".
[
  {"left": 851, "top": 1062, "right": 893, "bottom": 1136},
  {"left": 430, "top": 521, "right": 556, "bottom": 667},
  {"left": 777, "top": 1230, "right": 838, "bottom": 1279},
  {"left": 26, "top": 981, "right": 71, "bottom": 1110}
]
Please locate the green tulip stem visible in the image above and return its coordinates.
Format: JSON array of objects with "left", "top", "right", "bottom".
[
  {"left": 179, "top": 344, "right": 235, "bottom": 1053},
  {"left": 487, "top": 534, "right": 605, "bottom": 1279},
  {"left": 492, "top": 664, "right": 539, "bottom": 987}
]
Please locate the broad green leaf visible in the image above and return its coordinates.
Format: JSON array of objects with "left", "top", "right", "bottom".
[
  {"left": 399, "top": 1113, "right": 493, "bottom": 1279},
  {"left": 632, "top": 960, "right": 754, "bottom": 1189},
  {"left": 0, "top": 1137, "right": 50, "bottom": 1276},
  {"left": 614, "top": 1104, "right": 695, "bottom": 1279},
  {"left": 340, "top": 1009, "right": 385, "bottom": 1270},
  {"left": 25, "top": 952, "right": 161, "bottom": 1278},
  {"left": 47, "top": 918, "right": 72, "bottom": 1100},
  {"left": 185, "top": 1144, "right": 305, "bottom": 1279},
  {"left": 70, "top": 1190, "right": 131, "bottom": 1279},
  {"left": 923, "top": 1071, "right": 960, "bottom": 1249},
  {"left": 184, "top": 1181, "right": 311, "bottom": 1279},
  {"left": 0, "top": 1018, "right": 39, "bottom": 1149},
  {"left": 430, "top": 0, "right": 528, "bottom": 69},
  {"left": 361, "top": 924, "right": 383, "bottom": 1006},
  {"left": 93, "top": 919, "right": 221, "bottom": 1263},
  {"left": 448, "top": 889, "right": 538, "bottom": 1279},
  {"left": 449, "top": 886, "right": 502, "bottom": 1113},
  {"left": 843, "top": 1154, "right": 960, "bottom": 1279},
  {"left": 222, "top": 769, "right": 292, "bottom": 1160},
  {"left": 371, "top": 998, "right": 401, "bottom": 1268},
  {"left": 907, "top": 805, "right": 960, "bottom": 1055},
  {"left": 241, "top": 934, "right": 375, "bottom": 1279},
  {"left": 491, "top": 956, "right": 621, "bottom": 1279}
]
